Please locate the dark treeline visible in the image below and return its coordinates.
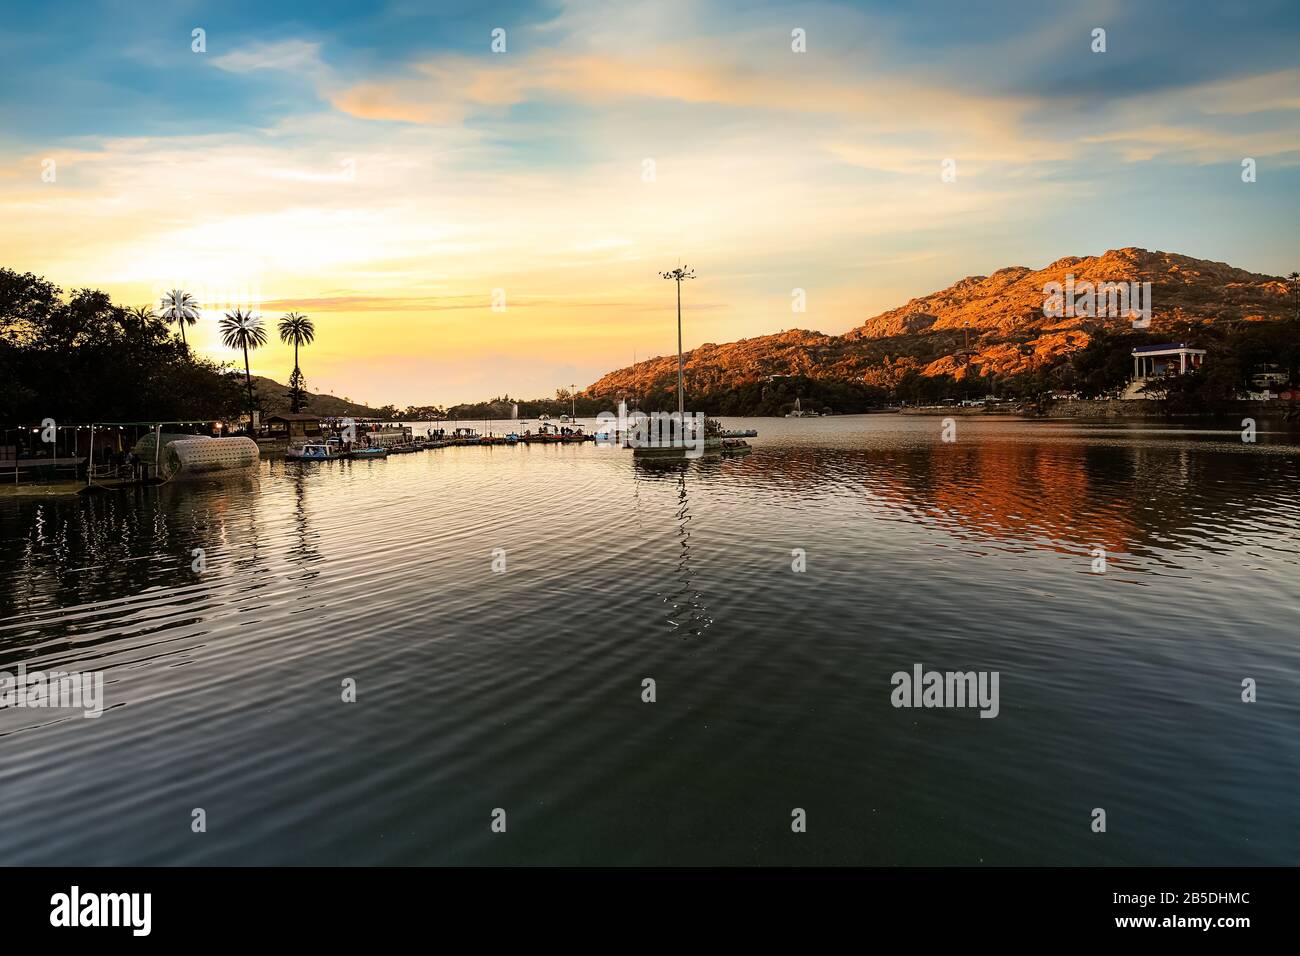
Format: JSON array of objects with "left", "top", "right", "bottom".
[
  {"left": 629, "top": 376, "right": 888, "bottom": 415},
  {"left": 382, "top": 395, "right": 604, "bottom": 422},
  {"left": 590, "top": 322, "right": 1300, "bottom": 415},
  {"left": 1, "top": 269, "right": 244, "bottom": 423},
  {"left": 881, "top": 323, "right": 1300, "bottom": 410},
  {"left": 432, "top": 379, "right": 889, "bottom": 419},
  {"left": 996, "top": 322, "right": 1300, "bottom": 406}
]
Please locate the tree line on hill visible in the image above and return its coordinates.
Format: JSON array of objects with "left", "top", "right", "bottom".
[
  {"left": 380, "top": 389, "right": 609, "bottom": 422},
  {"left": 584, "top": 320, "right": 1300, "bottom": 415},
  {"left": 985, "top": 321, "right": 1300, "bottom": 409}
]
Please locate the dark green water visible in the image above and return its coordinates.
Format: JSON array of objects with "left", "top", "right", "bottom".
[{"left": 1, "top": 414, "right": 1297, "bottom": 864}]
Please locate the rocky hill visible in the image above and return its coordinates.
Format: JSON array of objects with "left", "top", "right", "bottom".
[{"left": 585, "top": 248, "right": 1292, "bottom": 399}]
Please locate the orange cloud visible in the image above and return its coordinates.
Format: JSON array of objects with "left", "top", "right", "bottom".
[
  {"left": 330, "top": 82, "right": 459, "bottom": 123},
  {"left": 328, "top": 46, "right": 1043, "bottom": 146}
]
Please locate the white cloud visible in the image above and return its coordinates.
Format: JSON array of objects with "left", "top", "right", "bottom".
[{"left": 212, "top": 39, "right": 326, "bottom": 76}]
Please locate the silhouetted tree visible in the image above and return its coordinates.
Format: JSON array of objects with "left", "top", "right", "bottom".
[
  {"left": 278, "top": 311, "right": 315, "bottom": 412},
  {"left": 220, "top": 308, "right": 268, "bottom": 427},
  {"left": 0, "top": 268, "right": 242, "bottom": 422},
  {"left": 159, "top": 289, "right": 200, "bottom": 347}
]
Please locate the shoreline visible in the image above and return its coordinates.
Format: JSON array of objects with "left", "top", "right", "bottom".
[{"left": 899, "top": 398, "right": 1297, "bottom": 420}]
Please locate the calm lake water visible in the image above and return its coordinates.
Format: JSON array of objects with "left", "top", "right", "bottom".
[{"left": 2, "top": 414, "right": 1298, "bottom": 865}]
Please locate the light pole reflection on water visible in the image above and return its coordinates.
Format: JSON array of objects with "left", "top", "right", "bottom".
[{"left": 665, "top": 469, "right": 711, "bottom": 636}]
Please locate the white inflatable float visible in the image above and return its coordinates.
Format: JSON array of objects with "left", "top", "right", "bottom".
[{"left": 160, "top": 437, "right": 260, "bottom": 480}]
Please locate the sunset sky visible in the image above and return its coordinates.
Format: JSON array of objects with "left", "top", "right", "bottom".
[{"left": 2, "top": 0, "right": 1298, "bottom": 406}]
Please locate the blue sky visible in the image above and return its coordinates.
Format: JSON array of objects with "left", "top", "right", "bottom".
[{"left": 1, "top": 0, "right": 1297, "bottom": 403}]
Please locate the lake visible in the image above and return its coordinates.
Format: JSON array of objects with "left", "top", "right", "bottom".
[{"left": 2, "top": 413, "right": 1298, "bottom": 865}]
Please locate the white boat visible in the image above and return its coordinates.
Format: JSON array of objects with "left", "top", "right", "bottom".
[{"left": 287, "top": 442, "right": 343, "bottom": 461}]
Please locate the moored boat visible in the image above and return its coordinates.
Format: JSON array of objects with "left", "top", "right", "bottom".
[
  {"left": 348, "top": 446, "right": 389, "bottom": 460},
  {"left": 287, "top": 442, "right": 344, "bottom": 461}
]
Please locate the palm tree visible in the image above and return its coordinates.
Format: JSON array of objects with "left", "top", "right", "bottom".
[
  {"left": 220, "top": 308, "right": 268, "bottom": 428},
  {"left": 125, "top": 305, "right": 155, "bottom": 335},
  {"left": 159, "top": 289, "right": 200, "bottom": 347},
  {"left": 277, "top": 312, "right": 315, "bottom": 412}
]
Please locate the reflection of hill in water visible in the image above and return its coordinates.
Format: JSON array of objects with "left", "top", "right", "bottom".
[{"left": 694, "top": 436, "right": 1300, "bottom": 561}]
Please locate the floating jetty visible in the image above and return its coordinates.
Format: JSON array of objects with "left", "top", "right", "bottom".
[
  {"left": 280, "top": 422, "right": 600, "bottom": 461},
  {"left": 520, "top": 432, "right": 594, "bottom": 444},
  {"left": 272, "top": 419, "right": 754, "bottom": 467},
  {"left": 4, "top": 414, "right": 757, "bottom": 493}
]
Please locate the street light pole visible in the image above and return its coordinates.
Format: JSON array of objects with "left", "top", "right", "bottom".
[
  {"left": 660, "top": 266, "right": 696, "bottom": 419},
  {"left": 676, "top": 280, "right": 683, "bottom": 418}
]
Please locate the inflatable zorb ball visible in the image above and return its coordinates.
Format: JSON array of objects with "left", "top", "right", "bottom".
[{"left": 162, "top": 437, "right": 259, "bottom": 480}]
